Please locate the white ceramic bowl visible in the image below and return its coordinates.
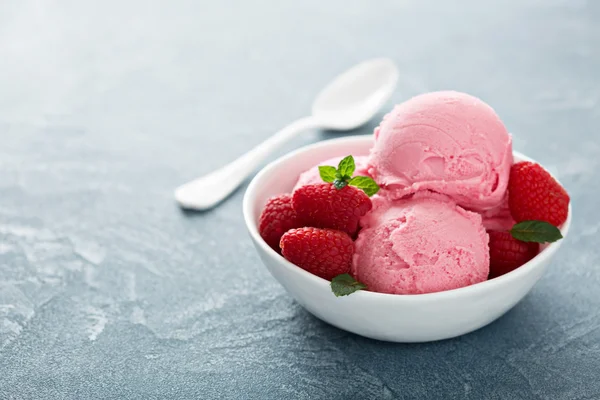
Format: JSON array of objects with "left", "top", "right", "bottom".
[{"left": 243, "top": 135, "right": 571, "bottom": 342}]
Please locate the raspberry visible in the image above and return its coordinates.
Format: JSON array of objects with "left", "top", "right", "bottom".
[
  {"left": 488, "top": 231, "right": 539, "bottom": 278},
  {"left": 508, "top": 161, "right": 570, "bottom": 226},
  {"left": 280, "top": 227, "right": 354, "bottom": 280},
  {"left": 258, "top": 194, "right": 302, "bottom": 251},
  {"left": 292, "top": 183, "right": 372, "bottom": 237}
]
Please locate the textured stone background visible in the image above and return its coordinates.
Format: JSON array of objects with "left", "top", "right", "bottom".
[{"left": 1, "top": 0, "right": 599, "bottom": 399}]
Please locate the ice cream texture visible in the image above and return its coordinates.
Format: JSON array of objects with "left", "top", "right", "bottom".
[
  {"left": 352, "top": 192, "right": 490, "bottom": 295},
  {"left": 293, "top": 155, "right": 370, "bottom": 192},
  {"left": 368, "top": 91, "right": 513, "bottom": 212}
]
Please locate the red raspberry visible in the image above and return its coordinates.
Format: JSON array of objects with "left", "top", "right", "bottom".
[
  {"left": 280, "top": 227, "right": 354, "bottom": 280},
  {"left": 292, "top": 183, "right": 372, "bottom": 237},
  {"left": 258, "top": 194, "right": 302, "bottom": 251},
  {"left": 488, "top": 231, "right": 539, "bottom": 278},
  {"left": 508, "top": 161, "right": 570, "bottom": 226}
]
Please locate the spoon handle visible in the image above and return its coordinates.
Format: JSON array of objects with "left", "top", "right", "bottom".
[{"left": 175, "top": 116, "right": 321, "bottom": 210}]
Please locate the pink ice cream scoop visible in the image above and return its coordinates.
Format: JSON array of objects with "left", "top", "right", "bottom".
[
  {"left": 293, "top": 156, "right": 371, "bottom": 192},
  {"left": 352, "top": 191, "right": 490, "bottom": 295},
  {"left": 368, "top": 91, "right": 513, "bottom": 212}
]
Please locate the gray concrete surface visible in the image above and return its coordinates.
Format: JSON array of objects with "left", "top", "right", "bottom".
[{"left": 0, "top": 1, "right": 598, "bottom": 398}]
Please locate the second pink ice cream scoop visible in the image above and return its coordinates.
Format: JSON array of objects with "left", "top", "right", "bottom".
[{"left": 352, "top": 192, "right": 490, "bottom": 295}]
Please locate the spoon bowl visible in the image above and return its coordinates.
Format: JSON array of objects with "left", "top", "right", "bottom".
[
  {"left": 312, "top": 58, "right": 399, "bottom": 130},
  {"left": 243, "top": 135, "right": 571, "bottom": 342}
]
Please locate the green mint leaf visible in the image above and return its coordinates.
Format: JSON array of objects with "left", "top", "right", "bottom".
[
  {"left": 510, "top": 220, "right": 563, "bottom": 243},
  {"left": 331, "top": 273, "right": 367, "bottom": 297},
  {"left": 318, "top": 166, "right": 337, "bottom": 183},
  {"left": 333, "top": 179, "right": 348, "bottom": 190},
  {"left": 348, "top": 176, "right": 380, "bottom": 197},
  {"left": 337, "top": 156, "right": 355, "bottom": 179}
]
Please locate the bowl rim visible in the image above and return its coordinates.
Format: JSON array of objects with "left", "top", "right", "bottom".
[{"left": 243, "top": 135, "right": 572, "bottom": 302}]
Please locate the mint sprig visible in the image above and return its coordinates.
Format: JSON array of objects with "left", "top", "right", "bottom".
[
  {"left": 318, "top": 155, "right": 379, "bottom": 197},
  {"left": 318, "top": 166, "right": 337, "bottom": 183},
  {"left": 510, "top": 220, "right": 563, "bottom": 243},
  {"left": 348, "top": 176, "right": 379, "bottom": 197},
  {"left": 337, "top": 155, "right": 355, "bottom": 179},
  {"left": 331, "top": 273, "right": 367, "bottom": 297}
]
